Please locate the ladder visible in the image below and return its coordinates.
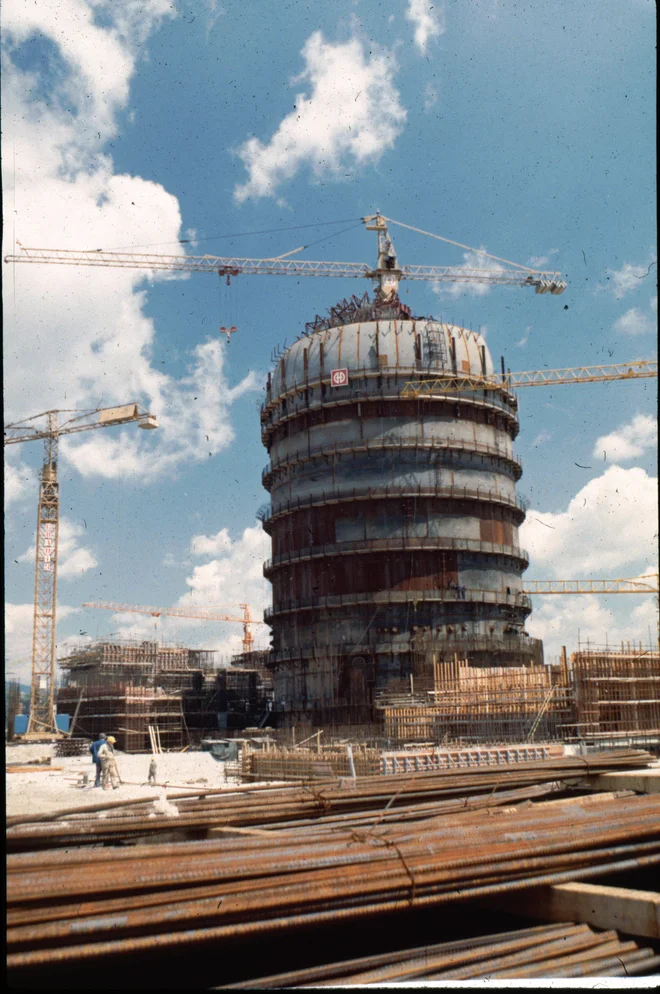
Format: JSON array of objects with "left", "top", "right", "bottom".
[
  {"left": 425, "top": 322, "right": 448, "bottom": 369},
  {"left": 526, "top": 685, "right": 557, "bottom": 742}
]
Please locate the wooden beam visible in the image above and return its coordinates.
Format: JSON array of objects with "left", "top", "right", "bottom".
[
  {"left": 567, "top": 770, "right": 660, "bottom": 794},
  {"left": 483, "top": 883, "right": 660, "bottom": 939}
]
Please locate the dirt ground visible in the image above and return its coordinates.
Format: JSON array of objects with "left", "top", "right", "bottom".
[{"left": 5, "top": 742, "right": 243, "bottom": 816}]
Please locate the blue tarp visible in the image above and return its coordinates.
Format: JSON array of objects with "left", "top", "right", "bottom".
[{"left": 14, "top": 714, "right": 70, "bottom": 734}]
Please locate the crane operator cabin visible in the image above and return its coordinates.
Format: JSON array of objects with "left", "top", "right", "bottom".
[{"left": 260, "top": 219, "right": 547, "bottom": 726}]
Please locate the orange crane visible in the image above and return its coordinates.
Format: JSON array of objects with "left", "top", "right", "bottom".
[
  {"left": 81, "top": 601, "right": 265, "bottom": 654},
  {"left": 4, "top": 404, "right": 158, "bottom": 738}
]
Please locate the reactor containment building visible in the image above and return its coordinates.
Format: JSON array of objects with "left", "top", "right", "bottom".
[{"left": 260, "top": 293, "right": 542, "bottom": 726}]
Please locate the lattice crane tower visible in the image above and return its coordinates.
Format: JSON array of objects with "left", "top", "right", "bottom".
[{"left": 4, "top": 404, "right": 158, "bottom": 738}]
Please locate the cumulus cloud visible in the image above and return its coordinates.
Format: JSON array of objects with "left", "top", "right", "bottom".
[
  {"left": 5, "top": 602, "right": 80, "bottom": 682},
  {"left": 521, "top": 465, "right": 657, "bottom": 577},
  {"left": 432, "top": 248, "right": 506, "bottom": 298},
  {"left": 593, "top": 414, "right": 657, "bottom": 462},
  {"left": 3, "top": 2, "right": 254, "bottom": 484},
  {"left": 183, "top": 523, "right": 271, "bottom": 609},
  {"left": 234, "top": 31, "right": 406, "bottom": 202},
  {"left": 4, "top": 455, "right": 36, "bottom": 508},
  {"left": 522, "top": 465, "right": 658, "bottom": 661},
  {"left": 606, "top": 254, "right": 657, "bottom": 299},
  {"left": 423, "top": 82, "right": 439, "bottom": 111},
  {"left": 61, "top": 340, "right": 259, "bottom": 481},
  {"left": 405, "top": 0, "right": 446, "bottom": 55},
  {"left": 613, "top": 306, "right": 657, "bottom": 336},
  {"left": 18, "top": 518, "right": 98, "bottom": 579},
  {"left": 527, "top": 595, "right": 659, "bottom": 665}
]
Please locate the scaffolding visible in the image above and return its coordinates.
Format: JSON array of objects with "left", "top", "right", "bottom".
[
  {"left": 375, "top": 656, "right": 572, "bottom": 743},
  {"left": 564, "top": 647, "right": 660, "bottom": 742},
  {"left": 56, "top": 684, "right": 184, "bottom": 753}
]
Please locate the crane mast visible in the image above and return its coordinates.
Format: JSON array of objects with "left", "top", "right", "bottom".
[
  {"left": 4, "top": 404, "right": 158, "bottom": 739},
  {"left": 29, "top": 415, "right": 60, "bottom": 734}
]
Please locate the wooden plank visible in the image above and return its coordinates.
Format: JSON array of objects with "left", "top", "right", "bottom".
[
  {"left": 483, "top": 882, "right": 660, "bottom": 939},
  {"left": 568, "top": 770, "right": 660, "bottom": 794}
]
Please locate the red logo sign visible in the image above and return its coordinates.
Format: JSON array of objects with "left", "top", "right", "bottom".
[{"left": 331, "top": 368, "right": 348, "bottom": 387}]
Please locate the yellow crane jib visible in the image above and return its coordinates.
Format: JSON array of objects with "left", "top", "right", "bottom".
[
  {"left": 401, "top": 361, "right": 658, "bottom": 398},
  {"left": 523, "top": 576, "right": 659, "bottom": 595}
]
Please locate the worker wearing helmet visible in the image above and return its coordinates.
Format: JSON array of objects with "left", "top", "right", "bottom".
[
  {"left": 98, "top": 736, "right": 121, "bottom": 790},
  {"left": 89, "top": 733, "right": 107, "bottom": 788}
]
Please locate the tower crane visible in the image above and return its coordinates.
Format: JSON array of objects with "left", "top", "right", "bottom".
[
  {"left": 4, "top": 213, "right": 568, "bottom": 297},
  {"left": 4, "top": 404, "right": 158, "bottom": 738},
  {"left": 81, "top": 601, "right": 266, "bottom": 655},
  {"left": 523, "top": 576, "right": 659, "bottom": 595}
]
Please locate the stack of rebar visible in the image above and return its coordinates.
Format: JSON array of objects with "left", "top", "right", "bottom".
[
  {"left": 6, "top": 748, "right": 655, "bottom": 851},
  {"left": 6, "top": 790, "right": 660, "bottom": 974},
  {"left": 224, "top": 922, "right": 660, "bottom": 985},
  {"left": 54, "top": 737, "right": 90, "bottom": 757}
]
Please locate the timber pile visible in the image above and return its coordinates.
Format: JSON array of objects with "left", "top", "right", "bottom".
[
  {"left": 225, "top": 922, "right": 660, "bottom": 985},
  {"left": 6, "top": 791, "right": 660, "bottom": 976}
]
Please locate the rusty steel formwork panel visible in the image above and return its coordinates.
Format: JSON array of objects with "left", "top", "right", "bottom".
[{"left": 260, "top": 305, "right": 541, "bottom": 727}]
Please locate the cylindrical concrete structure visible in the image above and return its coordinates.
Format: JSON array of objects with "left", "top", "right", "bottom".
[{"left": 260, "top": 302, "right": 542, "bottom": 724}]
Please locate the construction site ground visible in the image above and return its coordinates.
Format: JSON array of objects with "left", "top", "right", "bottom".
[{"left": 5, "top": 743, "right": 246, "bottom": 817}]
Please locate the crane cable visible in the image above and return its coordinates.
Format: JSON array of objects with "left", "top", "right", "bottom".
[{"left": 381, "top": 215, "right": 554, "bottom": 275}]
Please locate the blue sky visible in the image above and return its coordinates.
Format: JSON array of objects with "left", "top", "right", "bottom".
[{"left": 3, "top": 0, "right": 657, "bottom": 680}]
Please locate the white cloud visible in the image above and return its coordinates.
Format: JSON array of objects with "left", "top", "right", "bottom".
[
  {"left": 191, "top": 528, "right": 233, "bottom": 557},
  {"left": 522, "top": 464, "right": 658, "bottom": 661},
  {"left": 531, "top": 430, "right": 552, "bottom": 448},
  {"left": 613, "top": 306, "right": 656, "bottom": 336},
  {"left": 423, "top": 82, "right": 439, "bottom": 111},
  {"left": 593, "top": 414, "right": 657, "bottom": 462},
  {"left": 521, "top": 465, "right": 657, "bottom": 576},
  {"left": 405, "top": 0, "right": 446, "bottom": 55},
  {"left": 3, "top": 0, "right": 174, "bottom": 139},
  {"left": 234, "top": 31, "right": 406, "bottom": 202},
  {"left": 4, "top": 455, "right": 36, "bottom": 508},
  {"left": 432, "top": 248, "right": 506, "bottom": 298},
  {"left": 178, "top": 523, "right": 272, "bottom": 649},
  {"left": 606, "top": 254, "right": 657, "bottom": 299},
  {"left": 517, "top": 326, "right": 531, "bottom": 347},
  {"left": 18, "top": 518, "right": 98, "bottom": 579},
  {"left": 5, "top": 602, "right": 80, "bottom": 683},
  {"left": 61, "top": 340, "right": 260, "bottom": 481},
  {"left": 527, "top": 594, "right": 659, "bottom": 665},
  {"left": 528, "top": 249, "right": 559, "bottom": 269},
  {"left": 3, "top": 2, "right": 254, "bottom": 485}
]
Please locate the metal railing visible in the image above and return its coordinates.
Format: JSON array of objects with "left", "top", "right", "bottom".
[
  {"left": 264, "top": 536, "right": 529, "bottom": 572},
  {"left": 268, "top": 633, "right": 543, "bottom": 665},
  {"left": 265, "top": 588, "right": 533, "bottom": 622},
  {"left": 258, "top": 484, "right": 528, "bottom": 525},
  {"left": 262, "top": 437, "right": 522, "bottom": 487},
  {"left": 261, "top": 367, "right": 518, "bottom": 422}
]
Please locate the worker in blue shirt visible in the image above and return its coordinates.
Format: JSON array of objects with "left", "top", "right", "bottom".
[{"left": 89, "top": 733, "right": 107, "bottom": 788}]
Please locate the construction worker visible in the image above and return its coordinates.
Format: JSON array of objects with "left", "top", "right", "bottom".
[
  {"left": 148, "top": 756, "right": 157, "bottom": 785},
  {"left": 98, "top": 736, "right": 121, "bottom": 790},
  {"left": 89, "top": 733, "right": 107, "bottom": 788}
]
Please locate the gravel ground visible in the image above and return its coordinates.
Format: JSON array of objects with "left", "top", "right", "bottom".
[{"left": 5, "top": 743, "right": 243, "bottom": 817}]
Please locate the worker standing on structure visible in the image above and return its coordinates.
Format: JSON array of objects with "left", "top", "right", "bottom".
[
  {"left": 89, "top": 733, "right": 107, "bottom": 788},
  {"left": 98, "top": 736, "right": 121, "bottom": 790},
  {"left": 148, "top": 757, "right": 157, "bottom": 785}
]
